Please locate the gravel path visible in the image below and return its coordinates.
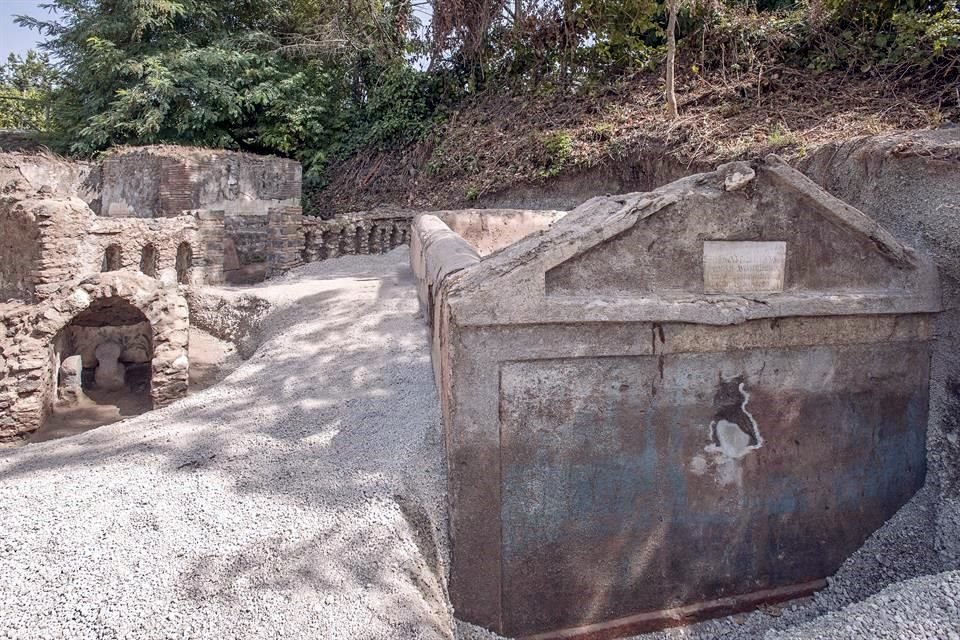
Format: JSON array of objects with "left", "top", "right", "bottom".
[
  {"left": 0, "top": 249, "right": 452, "bottom": 640},
  {"left": 2, "top": 247, "right": 958, "bottom": 640}
]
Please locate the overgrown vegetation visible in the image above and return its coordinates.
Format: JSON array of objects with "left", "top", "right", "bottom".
[
  {"left": 0, "top": 51, "right": 56, "bottom": 130},
  {"left": 11, "top": 1, "right": 960, "bottom": 191}
]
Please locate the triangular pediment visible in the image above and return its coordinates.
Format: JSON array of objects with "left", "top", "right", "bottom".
[{"left": 443, "top": 156, "right": 939, "bottom": 326}]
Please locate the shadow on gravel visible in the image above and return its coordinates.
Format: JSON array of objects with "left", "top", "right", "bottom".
[{"left": 0, "top": 255, "right": 453, "bottom": 639}]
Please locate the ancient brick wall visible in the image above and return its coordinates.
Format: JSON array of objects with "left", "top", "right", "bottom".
[
  {"left": 158, "top": 158, "right": 195, "bottom": 217},
  {"left": 0, "top": 272, "right": 190, "bottom": 441},
  {"left": 99, "top": 146, "right": 302, "bottom": 220},
  {"left": 1, "top": 195, "right": 97, "bottom": 302},
  {"left": 98, "top": 146, "right": 304, "bottom": 282},
  {"left": 0, "top": 192, "right": 208, "bottom": 303},
  {"left": 267, "top": 205, "right": 305, "bottom": 276},
  {"left": 194, "top": 209, "right": 225, "bottom": 285},
  {"left": 87, "top": 215, "right": 203, "bottom": 286},
  {"left": 0, "top": 152, "right": 101, "bottom": 207},
  {"left": 224, "top": 214, "right": 269, "bottom": 265},
  {"left": 0, "top": 200, "right": 41, "bottom": 301}
]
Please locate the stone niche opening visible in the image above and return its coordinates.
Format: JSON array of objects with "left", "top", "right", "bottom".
[
  {"left": 176, "top": 241, "right": 193, "bottom": 284},
  {"left": 223, "top": 216, "right": 269, "bottom": 284},
  {"left": 38, "top": 296, "right": 154, "bottom": 441},
  {"left": 101, "top": 244, "right": 122, "bottom": 272},
  {"left": 140, "top": 243, "right": 158, "bottom": 277}
]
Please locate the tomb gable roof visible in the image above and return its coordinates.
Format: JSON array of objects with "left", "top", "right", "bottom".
[{"left": 442, "top": 155, "right": 940, "bottom": 327}]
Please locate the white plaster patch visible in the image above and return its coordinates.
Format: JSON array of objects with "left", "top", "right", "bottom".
[
  {"left": 714, "top": 419, "right": 753, "bottom": 459},
  {"left": 172, "top": 354, "right": 190, "bottom": 371},
  {"left": 724, "top": 166, "right": 756, "bottom": 191},
  {"left": 159, "top": 268, "right": 178, "bottom": 288},
  {"left": 701, "top": 381, "right": 764, "bottom": 488}
]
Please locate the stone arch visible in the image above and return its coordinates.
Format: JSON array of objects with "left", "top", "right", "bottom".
[
  {"left": 15, "top": 272, "right": 191, "bottom": 439},
  {"left": 52, "top": 296, "right": 154, "bottom": 408},
  {"left": 102, "top": 244, "right": 122, "bottom": 272},
  {"left": 140, "top": 243, "right": 158, "bottom": 277},
  {"left": 176, "top": 242, "right": 193, "bottom": 284}
]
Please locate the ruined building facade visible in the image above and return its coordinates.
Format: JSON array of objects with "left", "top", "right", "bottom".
[{"left": 0, "top": 146, "right": 303, "bottom": 440}]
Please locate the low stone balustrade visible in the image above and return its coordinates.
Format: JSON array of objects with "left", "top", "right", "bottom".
[{"left": 302, "top": 212, "right": 414, "bottom": 262}]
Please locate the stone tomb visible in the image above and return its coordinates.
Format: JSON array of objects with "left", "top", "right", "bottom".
[{"left": 416, "top": 156, "right": 941, "bottom": 639}]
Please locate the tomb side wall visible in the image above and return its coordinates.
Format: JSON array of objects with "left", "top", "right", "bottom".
[
  {"left": 442, "top": 315, "right": 933, "bottom": 636},
  {"left": 799, "top": 130, "right": 960, "bottom": 563},
  {"left": 99, "top": 146, "right": 302, "bottom": 219},
  {"left": 434, "top": 209, "right": 566, "bottom": 257}
]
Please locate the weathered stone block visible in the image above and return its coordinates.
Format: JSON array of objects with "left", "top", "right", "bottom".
[{"left": 422, "top": 156, "right": 941, "bottom": 639}]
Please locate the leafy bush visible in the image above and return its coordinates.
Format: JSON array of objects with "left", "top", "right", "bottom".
[
  {"left": 0, "top": 51, "right": 56, "bottom": 131},
  {"left": 536, "top": 131, "right": 574, "bottom": 178},
  {"left": 361, "top": 62, "right": 446, "bottom": 149}
]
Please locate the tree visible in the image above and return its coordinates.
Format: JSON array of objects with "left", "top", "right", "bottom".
[
  {"left": 14, "top": 0, "right": 428, "bottom": 170},
  {"left": 0, "top": 50, "right": 57, "bottom": 130}
]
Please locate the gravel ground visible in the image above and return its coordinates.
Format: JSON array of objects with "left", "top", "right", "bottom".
[
  {"left": 0, "top": 249, "right": 452, "bottom": 640},
  {"left": 2, "top": 247, "right": 959, "bottom": 640}
]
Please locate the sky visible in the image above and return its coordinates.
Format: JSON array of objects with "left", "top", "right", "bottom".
[{"left": 1, "top": 0, "right": 51, "bottom": 62}]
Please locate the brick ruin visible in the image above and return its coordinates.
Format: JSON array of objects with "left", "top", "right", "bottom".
[
  {"left": 0, "top": 273, "right": 190, "bottom": 439},
  {"left": 97, "top": 146, "right": 306, "bottom": 284},
  {"left": 0, "top": 145, "right": 505, "bottom": 441},
  {"left": 0, "top": 146, "right": 311, "bottom": 441}
]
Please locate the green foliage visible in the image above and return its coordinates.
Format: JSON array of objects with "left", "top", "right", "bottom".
[
  {"left": 889, "top": 3, "right": 960, "bottom": 65},
  {"left": 536, "top": 131, "right": 574, "bottom": 178},
  {"left": 16, "top": 0, "right": 434, "bottom": 174},
  {"left": 576, "top": 0, "right": 663, "bottom": 73},
  {"left": 18, "top": 0, "right": 294, "bottom": 152},
  {"left": 797, "top": 1, "right": 958, "bottom": 73},
  {"left": 361, "top": 62, "right": 445, "bottom": 149},
  {"left": 9, "top": 0, "right": 957, "bottom": 182},
  {"left": 0, "top": 51, "right": 56, "bottom": 130}
]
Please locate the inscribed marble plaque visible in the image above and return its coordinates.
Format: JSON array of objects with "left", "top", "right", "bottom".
[{"left": 703, "top": 241, "right": 786, "bottom": 294}]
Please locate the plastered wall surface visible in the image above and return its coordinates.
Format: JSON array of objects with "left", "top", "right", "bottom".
[{"left": 421, "top": 157, "right": 941, "bottom": 638}]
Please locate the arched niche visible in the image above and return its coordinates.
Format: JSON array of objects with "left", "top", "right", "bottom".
[
  {"left": 2, "top": 272, "right": 191, "bottom": 441},
  {"left": 140, "top": 243, "right": 158, "bottom": 277},
  {"left": 102, "top": 244, "right": 122, "bottom": 272},
  {"left": 176, "top": 242, "right": 193, "bottom": 284}
]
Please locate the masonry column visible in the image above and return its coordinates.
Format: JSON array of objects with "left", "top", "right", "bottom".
[
  {"left": 267, "top": 206, "right": 305, "bottom": 277},
  {"left": 193, "top": 209, "right": 225, "bottom": 285}
]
